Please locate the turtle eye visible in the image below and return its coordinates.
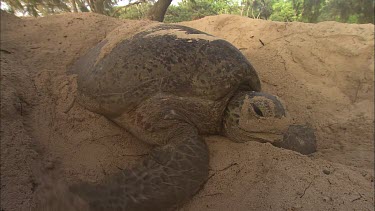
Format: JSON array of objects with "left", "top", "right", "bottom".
[{"left": 251, "top": 103, "right": 264, "bottom": 117}]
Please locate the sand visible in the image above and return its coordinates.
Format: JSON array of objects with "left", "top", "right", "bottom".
[{"left": 0, "top": 11, "right": 373, "bottom": 210}]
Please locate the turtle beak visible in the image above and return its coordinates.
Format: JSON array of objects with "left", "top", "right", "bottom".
[
  {"left": 273, "top": 124, "right": 317, "bottom": 155},
  {"left": 240, "top": 124, "right": 317, "bottom": 155},
  {"left": 243, "top": 130, "right": 284, "bottom": 144},
  {"left": 229, "top": 117, "right": 288, "bottom": 144}
]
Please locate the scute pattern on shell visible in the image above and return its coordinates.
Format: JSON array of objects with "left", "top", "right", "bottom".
[{"left": 72, "top": 24, "right": 261, "bottom": 117}]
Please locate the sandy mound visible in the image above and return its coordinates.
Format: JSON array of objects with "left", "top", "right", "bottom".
[
  {"left": 1, "top": 12, "right": 373, "bottom": 210},
  {"left": 181, "top": 15, "right": 374, "bottom": 170}
]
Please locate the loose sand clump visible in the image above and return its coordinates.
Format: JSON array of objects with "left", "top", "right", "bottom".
[{"left": 1, "top": 11, "right": 373, "bottom": 210}]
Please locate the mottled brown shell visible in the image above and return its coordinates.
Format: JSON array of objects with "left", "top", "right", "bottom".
[{"left": 70, "top": 24, "right": 261, "bottom": 118}]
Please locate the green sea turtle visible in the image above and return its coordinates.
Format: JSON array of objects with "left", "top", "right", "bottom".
[{"left": 64, "top": 23, "right": 316, "bottom": 211}]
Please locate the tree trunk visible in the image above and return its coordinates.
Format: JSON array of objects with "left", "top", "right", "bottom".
[
  {"left": 77, "top": 0, "right": 90, "bottom": 12},
  {"left": 146, "top": 0, "right": 173, "bottom": 22},
  {"left": 71, "top": 0, "right": 78, "bottom": 12},
  {"left": 95, "top": 0, "right": 106, "bottom": 14},
  {"left": 86, "top": 0, "right": 106, "bottom": 14}
]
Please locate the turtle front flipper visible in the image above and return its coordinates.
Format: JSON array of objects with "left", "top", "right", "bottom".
[
  {"left": 70, "top": 124, "right": 208, "bottom": 210},
  {"left": 68, "top": 93, "right": 210, "bottom": 210}
]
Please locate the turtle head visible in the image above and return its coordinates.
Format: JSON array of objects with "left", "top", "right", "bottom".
[
  {"left": 223, "top": 91, "right": 317, "bottom": 155},
  {"left": 223, "top": 91, "right": 289, "bottom": 143}
]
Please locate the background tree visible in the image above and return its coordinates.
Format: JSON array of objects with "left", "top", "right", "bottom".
[
  {"left": 2, "top": 0, "right": 114, "bottom": 16},
  {"left": 3, "top": 0, "right": 71, "bottom": 16},
  {"left": 146, "top": 0, "right": 172, "bottom": 21},
  {"left": 86, "top": 0, "right": 116, "bottom": 14},
  {"left": 162, "top": 0, "right": 241, "bottom": 22},
  {"left": 250, "top": 0, "right": 273, "bottom": 19},
  {"left": 302, "top": 0, "right": 324, "bottom": 22},
  {"left": 270, "top": 0, "right": 300, "bottom": 22},
  {"left": 2, "top": 0, "right": 374, "bottom": 23},
  {"left": 319, "top": 0, "right": 374, "bottom": 23}
]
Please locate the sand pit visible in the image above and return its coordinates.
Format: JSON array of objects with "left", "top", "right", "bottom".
[{"left": 1, "top": 11, "right": 373, "bottom": 210}]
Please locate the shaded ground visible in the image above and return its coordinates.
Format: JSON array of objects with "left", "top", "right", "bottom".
[{"left": 1, "top": 12, "right": 374, "bottom": 210}]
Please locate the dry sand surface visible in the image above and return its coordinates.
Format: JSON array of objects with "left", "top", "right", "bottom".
[{"left": 1, "top": 11, "right": 374, "bottom": 210}]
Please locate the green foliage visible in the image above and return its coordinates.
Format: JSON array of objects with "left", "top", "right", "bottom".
[
  {"left": 113, "top": 2, "right": 152, "bottom": 19},
  {"left": 301, "top": 0, "right": 324, "bottom": 22},
  {"left": 250, "top": 0, "right": 273, "bottom": 19},
  {"left": 318, "top": 0, "right": 374, "bottom": 23},
  {"left": 270, "top": 1, "right": 300, "bottom": 22},
  {"left": 2, "top": 0, "right": 115, "bottom": 16},
  {"left": 163, "top": 0, "right": 241, "bottom": 22},
  {"left": 347, "top": 14, "right": 359, "bottom": 23},
  {"left": 2, "top": 0, "right": 374, "bottom": 24},
  {"left": 113, "top": 0, "right": 242, "bottom": 23},
  {"left": 2, "top": 0, "right": 71, "bottom": 16}
]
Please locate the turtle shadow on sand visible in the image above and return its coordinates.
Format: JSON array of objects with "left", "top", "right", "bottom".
[{"left": 36, "top": 24, "right": 316, "bottom": 211}]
